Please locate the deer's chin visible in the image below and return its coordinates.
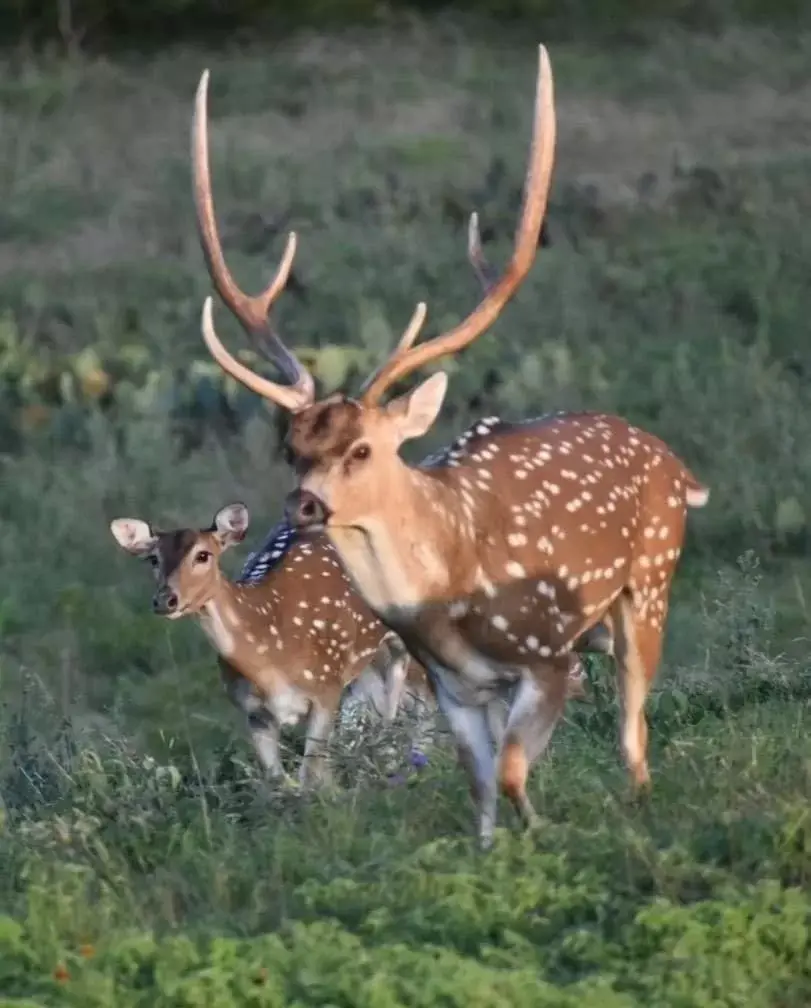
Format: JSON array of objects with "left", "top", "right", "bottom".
[
  {"left": 324, "top": 519, "right": 368, "bottom": 533},
  {"left": 164, "top": 607, "right": 188, "bottom": 621},
  {"left": 318, "top": 515, "right": 372, "bottom": 534}
]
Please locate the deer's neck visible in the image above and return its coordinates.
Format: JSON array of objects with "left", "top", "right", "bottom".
[
  {"left": 326, "top": 467, "right": 476, "bottom": 621},
  {"left": 195, "top": 578, "right": 271, "bottom": 662}
]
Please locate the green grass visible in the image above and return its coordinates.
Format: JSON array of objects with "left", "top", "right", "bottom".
[{"left": 1, "top": 17, "right": 811, "bottom": 1004}]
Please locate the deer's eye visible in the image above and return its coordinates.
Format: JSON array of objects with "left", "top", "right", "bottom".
[
  {"left": 351, "top": 443, "right": 371, "bottom": 463},
  {"left": 194, "top": 550, "right": 212, "bottom": 565}
]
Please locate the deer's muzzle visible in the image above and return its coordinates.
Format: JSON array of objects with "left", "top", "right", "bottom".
[
  {"left": 152, "top": 587, "right": 179, "bottom": 616},
  {"left": 285, "top": 489, "right": 331, "bottom": 530}
]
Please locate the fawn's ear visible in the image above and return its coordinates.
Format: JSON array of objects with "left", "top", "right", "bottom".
[
  {"left": 110, "top": 518, "right": 156, "bottom": 557},
  {"left": 386, "top": 371, "right": 448, "bottom": 443},
  {"left": 212, "top": 502, "right": 249, "bottom": 550}
]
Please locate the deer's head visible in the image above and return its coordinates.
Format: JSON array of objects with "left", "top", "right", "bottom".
[
  {"left": 191, "top": 45, "right": 556, "bottom": 535},
  {"left": 110, "top": 503, "right": 249, "bottom": 616},
  {"left": 280, "top": 375, "right": 449, "bottom": 531}
]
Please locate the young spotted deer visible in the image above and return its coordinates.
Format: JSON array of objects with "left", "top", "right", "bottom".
[
  {"left": 189, "top": 44, "right": 708, "bottom": 846},
  {"left": 110, "top": 503, "right": 432, "bottom": 788},
  {"left": 240, "top": 514, "right": 439, "bottom": 764}
]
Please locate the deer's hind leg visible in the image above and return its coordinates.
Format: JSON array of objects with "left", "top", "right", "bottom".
[
  {"left": 610, "top": 589, "right": 667, "bottom": 790},
  {"left": 220, "top": 658, "right": 287, "bottom": 781},
  {"left": 498, "top": 661, "right": 567, "bottom": 829},
  {"left": 344, "top": 638, "right": 410, "bottom": 724},
  {"left": 377, "top": 637, "right": 412, "bottom": 723}
]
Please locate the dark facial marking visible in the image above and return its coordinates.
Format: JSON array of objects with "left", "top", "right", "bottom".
[
  {"left": 287, "top": 397, "right": 364, "bottom": 470},
  {"left": 151, "top": 529, "right": 202, "bottom": 578}
]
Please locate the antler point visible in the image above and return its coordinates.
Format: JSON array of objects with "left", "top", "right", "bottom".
[{"left": 468, "top": 211, "right": 480, "bottom": 243}]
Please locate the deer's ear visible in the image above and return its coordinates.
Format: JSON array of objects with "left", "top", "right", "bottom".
[
  {"left": 110, "top": 518, "right": 156, "bottom": 556},
  {"left": 212, "top": 502, "right": 249, "bottom": 549},
  {"left": 387, "top": 371, "right": 448, "bottom": 443}
]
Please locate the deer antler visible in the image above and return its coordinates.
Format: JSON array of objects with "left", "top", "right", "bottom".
[
  {"left": 358, "top": 302, "right": 428, "bottom": 397},
  {"left": 467, "top": 212, "right": 498, "bottom": 293},
  {"left": 361, "top": 44, "right": 556, "bottom": 407},
  {"left": 192, "top": 69, "right": 315, "bottom": 413}
]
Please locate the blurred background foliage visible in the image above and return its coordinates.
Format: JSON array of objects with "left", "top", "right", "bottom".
[
  {"left": 3, "top": 0, "right": 808, "bottom": 49},
  {"left": 0, "top": 21, "right": 810, "bottom": 557}
]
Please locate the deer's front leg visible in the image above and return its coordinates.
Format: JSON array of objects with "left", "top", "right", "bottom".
[
  {"left": 299, "top": 701, "right": 337, "bottom": 790},
  {"left": 246, "top": 711, "right": 285, "bottom": 779},
  {"left": 430, "top": 665, "right": 500, "bottom": 849},
  {"left": 220, "top": 660, "right": 287, "bottom": 781}
]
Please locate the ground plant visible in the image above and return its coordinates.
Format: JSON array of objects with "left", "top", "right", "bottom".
[{"left": 0, "top": 15, "right": 810, "bottom": 1004}]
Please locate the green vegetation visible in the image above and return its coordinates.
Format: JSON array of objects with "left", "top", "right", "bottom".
[{"left": 1, "top": 18, "right": 811, "bottom": 1004}]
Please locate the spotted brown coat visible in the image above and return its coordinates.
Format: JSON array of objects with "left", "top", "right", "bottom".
[{"left": 110, "top": 503, "right": 429, "bottom": 787}]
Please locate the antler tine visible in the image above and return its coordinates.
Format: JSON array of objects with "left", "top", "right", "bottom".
[
  {"left": 201, "top": 297, "right": 309, "bottom": 412},
  {"left": 192, "top": 69, "right": 315, "bottom": 411},
  {"left": 397, "top": 300, "right": 429, "bottom": 355},
  {"left": 467, "top": 212, "right": 498, "bottom": 293},
  {"left": 358, "top": 302, "right": 428, "bottom": 397},
  {"left": 361, "top": 44, "right": 556, "bottom": 407},
  {"left": 239, "top": 239, "right": 299, "bottom": 370}
]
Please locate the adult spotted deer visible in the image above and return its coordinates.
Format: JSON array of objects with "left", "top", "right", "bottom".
[
  {"left": 110, "top": 503, "right": 433, "bottom": 787},
  {"left": 189, "top": 44, "right": 708, "bottom": 846}
]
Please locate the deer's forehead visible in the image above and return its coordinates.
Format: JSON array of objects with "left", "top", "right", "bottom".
[
  {"left": 154, "top": 529, "right": 203, "bottom": 573},
  {"left": 288, "top": 397, "right": 366, "bottom": 464}
]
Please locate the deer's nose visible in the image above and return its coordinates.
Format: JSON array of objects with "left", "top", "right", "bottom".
[
  {"left": 285, "top": 489, "right": 331, "bottom": 529},
  {"left": 152, "top": 589, "right": 179, "bottom": 615}
]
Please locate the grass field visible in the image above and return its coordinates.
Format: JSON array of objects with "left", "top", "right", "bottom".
[{"left": 1, "top": 17, "right": 811, "bottom": 1004}]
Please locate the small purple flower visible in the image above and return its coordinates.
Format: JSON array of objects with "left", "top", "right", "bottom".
[{"left": 409, "top": 749, "right": 429, "bottom": 770}]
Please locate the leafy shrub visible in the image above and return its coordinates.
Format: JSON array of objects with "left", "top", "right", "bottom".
[
  {"left": 0, "top": 308, "right": 385, "bottom": 454},
  {"left": 2, "top": 547, "right": 810, "bottom": 1002},
  {"left": 0, "top": 821, "right": 810, "bottom": 1003}
]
